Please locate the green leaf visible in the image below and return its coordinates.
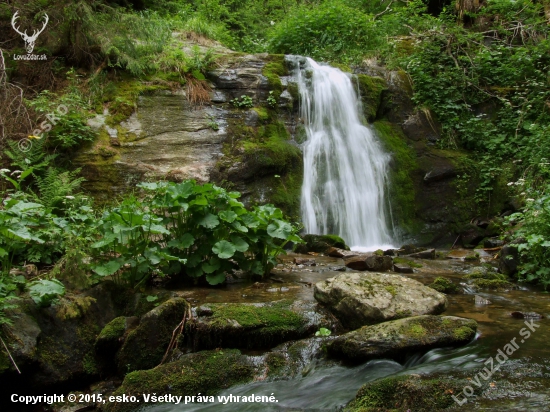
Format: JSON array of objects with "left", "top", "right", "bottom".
[
  {"left": 199, "top": 213, "right": 220, "bottom": 229},
  {"left": 267, "top": 219, "right": 292, "bottom": 239},
  {"left": 315, "top": 327, "right": 331, "bottom": 337},
  {"left": 219, "top": 210, "right": 237, "bottom": 223},
  {"left": 251, "top": 261, "right": 264, "bottom": 275},
  {"left": 206, "top": 272, "right": 226, "bottom": 285},
  {"left": 0, "top": 247, "right": 7, "bottom": 258},
  {"left": 92, "top": 260, "right": 123, "bottom": 276},
  {"left": 167, "top": 233, "right": 195, "bottom": 249},
  {"left": 212, "top": 240, "right": 236, "bottom": 259},
  {"left": 28, "top": 279, "right": 65, "bottom": 307},
  {"left": 146, "top": 295, "right": 158, "bottom": 302},
  {"left": 202, "top": 257, "right": 221, "bottom": 274},
  {"left": 230, "top": 235, "right": 249, "bottom": 252}
]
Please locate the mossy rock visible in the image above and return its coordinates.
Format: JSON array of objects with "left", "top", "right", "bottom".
[
  {"left": 187, "top": 300, "right": 338, "bottom": 351},
  {"left": 345, "top": 374, "right": 474, "bottom": 411},
  {"left": 327, "top": 315, "right": 477, "bottom": 363},
  {"left": 117, "top": 298, "right": 190, "bottom": 373},
  {"left": 356, "top": 74, "right": 387, "bottom": 122},
  {"left": 262, "top": 54, "right": 288, "bottom": 99},
  {"left": 294, "top": 234, "right": 350, "bottom": 254},
  {"left": 372, "top": 121, "right": 419, "bottom": 236},
  {"left": 464, "top": 271, "right": 518, "bottom": 291},
  {"left": 104, "top": 349, "right": 255, "bottom": 412},
  {"left": 428, "top": 277, "right": 459, "bottom": 294}
]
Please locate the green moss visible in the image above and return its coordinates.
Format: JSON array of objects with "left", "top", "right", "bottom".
[
  {"left": 374, "top": 249, "right": 384, "bottom": 256},
  {"left": 472, "top": 278, "right": 517, "bottom": 291},
  {"left": 295, "top": 234, "right": 350, "bottom": 253},
  {"left": 356, "top": 74, "right": 387, "bottom": 121},
  {"left": 453, "top": 326, "right": 475, "bottom": 341},
  {"left": 428, "top": 277, "right": 458, "bottom": 294},
  {"left": 55, "top": 297, "right": 96, "bottom": 320},
  {"left": 82, "top": 352, "right": 99, "bottom": 375},
  {"left": 384, "top": 285, "right": 397, "bottom": 296},
  {"left": 105, "top": 350, "right": 254, "bottom": 412},
  {"left": 346, "top": 375, "right": 469, "bottom": 412},
  {"left": 97, "top": 316, "right": 126, "bottom": 341},
  {"left": 0, "top": 347, "right": 11, "bottom": 373},
  {"left": 330, "top": 62, "right": 352, "bottom": 73},
  {"left": 287, "top": 82, "right": 299, "bottom": 102},
  {"left": 373, "top": 121, "right": 420, "bottom": 235},
  {"left": 253, "top": 107, "right": 270, "bottom": 122},
  {"left": 393, "top": 257, "right": 423, "bottom": 268},
  {"left": 407, "top": 324, "right": 427, "bottom": 338},
  {"left": 262, "top": 55, "right": 288, "bottom": 99},
  {"left": 210, "top": 301, "right": 304, "bottom": 330}
]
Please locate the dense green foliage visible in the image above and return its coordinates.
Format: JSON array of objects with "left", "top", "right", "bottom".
[{"left": 1, "top": 0, "right": 550, "bottom": 292}]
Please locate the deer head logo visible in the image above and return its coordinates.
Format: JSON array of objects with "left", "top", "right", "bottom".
[{"left": 11, "top": 11, "right": 49, "bottom": 54}]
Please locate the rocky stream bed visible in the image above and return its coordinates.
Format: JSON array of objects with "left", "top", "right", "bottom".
[{"left": 2, "top": 246, "right": 549, "bottom": 412}]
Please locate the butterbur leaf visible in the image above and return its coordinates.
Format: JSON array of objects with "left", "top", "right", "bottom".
[
  {"left": 0, "top": 247, "right": 7, "bottom": 258},
  {"left": 206, "top": 272, "right": 226, "bottom": 285},
  {"left": 267, "top": 219, "right": 292, "bottom": 239},
  {"left": 251, "top": 261, "right": 264, "bottom": 275},
  {"left": 28, "top": 279, "right": 65, "bottom": 307},
  {"left": 168, "top": 233, "right": 195, "bottom": 249},
  {"left": 230, "top": 235, "right": 249, "bottom": 252},
  {"left": 202, "top": 257, "right": 221, "bottom": 274},
  {"left": 212, "top": 240, "right": 236, "bottom": 259},
  {"left": 199, "top": 213, "right": 219, "bottom": 229},
  {"left": 92, "top": 260, "right": 123, "bottom": 276},
  {"left": 146, "top": 295, "right": 158, "bottom": 302},
  {"left": 219, "top": 210, "right": 237, "bottom": 223}
]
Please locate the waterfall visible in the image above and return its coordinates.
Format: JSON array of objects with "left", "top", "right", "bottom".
[{"left": 291, "top": 57, "right": 395, "bottom": 251}]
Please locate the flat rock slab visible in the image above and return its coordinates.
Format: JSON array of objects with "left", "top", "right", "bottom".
[
  {"left": 186, "top": 300, "right": 341, "bottom": 350},
  {"left": 328, "top": 315, "right": 477, "bottom": 363},
  {"left": 314, "top": 272, "right": 447, "bottom": 330}
]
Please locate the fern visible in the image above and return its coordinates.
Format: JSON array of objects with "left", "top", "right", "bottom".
[
  {"left": 35, "top": 167, "right": 85, "bottom": 212},
  {"left": 5, "top": 139, "right": 56, "bottom": 174}
]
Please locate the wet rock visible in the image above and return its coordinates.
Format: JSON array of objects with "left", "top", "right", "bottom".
[
  {"left": 344, "top": 254, "right": 393, "bottom": 271},
  {"left": 475, "top": 295, "right": 492, "bottom": 305},
  {"left": 510, "top": 311, "right": 543, "bottom": 319},
  {"left": 393, "top": 263, "right": 414, "bottom": 273},
  {"left": 397, "top": 244, "right": 425, "bottom": 255},
  {"left": 314, "top": 272, "right": 447, "bottom": 329},
  {"left": 346, "top": 373, "right": 476, "bottom": 412},
  {"left": 328, "top": 265, "right": 347, "bottom": 272},
  {"left": 104, "top": 350, "right": 256, "bottom": 412},
  {"left": 117, "top": 298, "right": 190, "bottom": 373},
  {"left": 383, "top": 249, "right": 396, "bottom": 256},
  {"left": 326, "top": 247, "right": 357, "bottom": 258},
  {"left": 499, "top": 242, "right": 521, "bottom": 276},
  {"left": 484, "top": 237, "right": 504, "bottom": 248},
  {"left": 186, "top": 300, "right": 341, "bottom": 351},
  {"left": 293, "top": 257, "right": 316, "bottom": 266},
  {"left": 95, "top": 316, "right": 138, "bottom": 356},
  {"left": 428, "top": 277, "right": 459, "bottom": 294},
  {"left": 294, "top": 234, "right": 350, "bottom": 254},
  {"left": 406, "top": 248, "right": 436, "bottom": 259},
  {"left": 328, "top": 315, "right": 477, "bottom": 363}
]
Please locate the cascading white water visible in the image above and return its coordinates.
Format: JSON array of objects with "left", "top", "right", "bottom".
[{"left": 292, "top": 57, "right": 395, "bottom": 251}]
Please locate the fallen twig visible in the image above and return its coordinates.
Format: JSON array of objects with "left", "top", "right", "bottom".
[
  {"left": 160, "top": 302, "right": 192, "bottom": 365},
  {"left": 0, "top": 335, "right": 21, "bottom": 374}
]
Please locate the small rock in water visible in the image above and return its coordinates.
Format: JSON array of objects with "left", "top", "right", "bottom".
[
  {"left": 383, "top": 249, "right": 396, "bottom": 256},
  {"left": 266, "top": 288, "right": 280, "bottom": 293},
  {"left": 406, "top": 248, "right": 436, "bottom": 259},
  {"left": 393, "top": 263, "right": 414, "bottom": 274},
  {"left": 326, "top": 247, "right": 357, "bottom": 258},
  {"left": 329, "top": 265, "right": 346, "bottom": 272},
  {"left": 511, "top": 311, "right": 543, "bottom": 319},
  {"left": 294, "top": 257, "right": 316, "bottom": 266},
  {"left": 474, "top": 295, "right": 492, "bottom": 305}
]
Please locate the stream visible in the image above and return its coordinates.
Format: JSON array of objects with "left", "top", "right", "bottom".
[{"left": 147, "top": 252, "right": 550, "bottom": 411}]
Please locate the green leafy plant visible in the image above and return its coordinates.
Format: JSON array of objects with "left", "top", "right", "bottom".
[
  {"left": 28, "top": 279, "right": 65, "bottom": 307},
  {"left": 230, "top": 95, "right": 254, "bottom": 108},
  {"left": 267, "top": 91, "right": 277, "bottom": 108},
  {"left": 315, "top": 327, "right": 331, "bottom": 337}
]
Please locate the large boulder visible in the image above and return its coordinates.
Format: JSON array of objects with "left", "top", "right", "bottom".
[
  {"left": 314, "top": 272, "right": 447, "bottom": 330},
  {"left": 327, "top": 315, "right": 477, "bottom": 362},
  {"left": 117, "top": 298, "right": 190, "bottom": 373},
  {"left": 186, "top": 300, "right": 340, "bottom": 351}
]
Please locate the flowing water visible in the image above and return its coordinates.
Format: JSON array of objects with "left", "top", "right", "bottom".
[
  {"left": 290, "top": 57, "right": 394, "bottom": 252},
  {"left": 153, "top": 253, "right": 550, "bottom": 411}
]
